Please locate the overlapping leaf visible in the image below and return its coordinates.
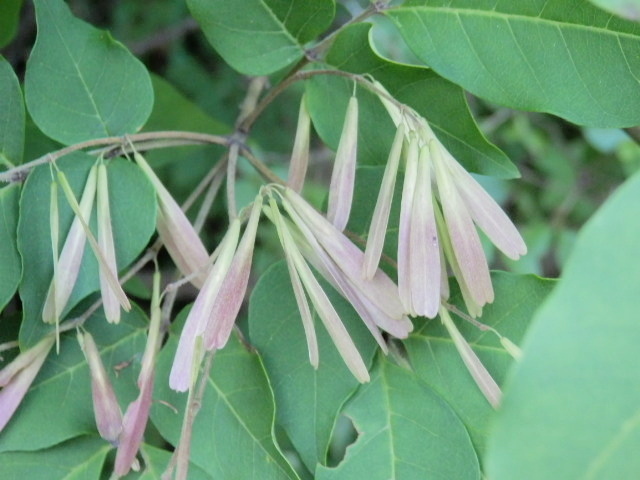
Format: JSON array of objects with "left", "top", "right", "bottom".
[
  {"left": 486, "top": 171, "right": 640, "bottom": 479},
  {"left": 406, "top": 273, "right": 555, "bottom": 459},
  {"left": 0, "top": 185, "right": 21, "bottom": 312},
  {"left": 306, "top": 23, "right": 516, "bottom": 177},
  {"left": 249, "top": 261, "right": 378, "bottom": 470},
  {"left": 187, "top": 0, "right": 335, "bottom": 75},
  {"left": 17, "top": 155, "right": 156, "bottom": 347},
  {"left": 0, "top": 437, "right": 110, "bottom": 479},
  {"left": 151, "top": 310, "right": 299, "bottom": 480},
  {"left": 388, "top": 0, "right": 640, "bottom": 127},
  {"left": 25, "top": 0, "right": 154, "bottom": 145},
  {"left": 0, "top": 307, "right": 148, "bottom": 452},
  {"left": 316, "top": 356, "right": 480, "bottom": 480},
  {"left": 121, "top": 444, "right": 212, "bottom": 480},
  {"left": 0, "top": 57, "right": 24, "bottom": 167}
]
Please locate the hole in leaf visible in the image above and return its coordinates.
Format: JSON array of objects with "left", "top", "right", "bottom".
[{"left": 326, "top": 414, "right": 358, "bottom": 468}]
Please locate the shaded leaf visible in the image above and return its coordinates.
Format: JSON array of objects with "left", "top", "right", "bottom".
[
  {"left": 0, "top": 436, "right": 110, "bottom": 479},
  {"left": 0, "top": 307, "right": 148, "bottom": 452},
  {"left": 486, "top": 171, "right": 640, "bottom": 478},
  {"left": 388, "top": 1, "right": 640, "bottom": 127},
  {"left": 0, "top": 185, "right": 21, "bottom": 312},
  {"left": 249, "top": 261, "right": 378, "bottom": 470},
  {"left": 0, "top": 56, "right": 24, "bottom": 166},
  {"left": 18, "top": 155, "right": 156, "bottom": 347},
  {"left": 316, "top": 356, "right": 480, "bottom": 480},
  {"left": 121, "top": 444, "right": 212, "bottom": 480},
  {"left": 0, "top": 0, "right": 23, "bottom": 48},
  {"left": 25, "top": 0, "right": 154, "bottom": 145},
  {"left": 151, "top": 309, "right": 299, "bottom": 480}
]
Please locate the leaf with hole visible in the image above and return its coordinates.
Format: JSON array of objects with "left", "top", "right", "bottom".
[
  {"left": 249, "top": 261, "right": 378, "bottom": 470},
  {"left": 316, "top": 356, "right": 480, "bottom": 479}
]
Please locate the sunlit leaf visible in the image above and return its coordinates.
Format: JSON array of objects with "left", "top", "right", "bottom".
[
  {"left": 486, "top": 170, "right": 640, "bottom": 479},
  {"left": 388, "top": 1, "right": 640, "bottom": 127}
]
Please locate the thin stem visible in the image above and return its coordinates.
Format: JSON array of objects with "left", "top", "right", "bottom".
[
  {"left": 241, "top": 147, "right": 286, "bottom": 186},
  {"left": 0, "top": 131, "right": 229, "bottom": 184},
  {"left": 164, "top": 349, "right": 216, "bottom": 480},
  {"left": 226, "top": 143, "right": 239, "bottom": 219},
  {"left": 307, "top": 1, "right": 388, "bottom": 60}
]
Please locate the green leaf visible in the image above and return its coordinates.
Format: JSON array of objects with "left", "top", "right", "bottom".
[
  {"left": 121, "top": 444, "right": 212, "bottom": 480},
  {"left": 151, "top": 310, "right": 299, "bottom": 480},
  {"left": 25, "top": 0, "right": 154, "bottom": 145},
  {"left": 406, "top": 273, "right": 555, "bottom": 460},
  {"left": 187, "top": 0, "right": 334, "bottom": 75},
  {"left": 268, "top": 0, "right": 336, "bottom": 44},
  {"left": 387, "top": 1, "right": 640, "bottom": 127},
  {"left": 17, "top": 155, "right": 156, "bottom": 347},
  {"left": 0, "top": 436, "right": 110, "bottom": 479},
  {"left": 248, "top": 261, "right": 378, "bottom": 470},
  {"left": 0, "top": 56, "right": 25, "bottom": 166},
  {"left": 486, "top": 170, "right": 640, "bottom": 479},
  {"left": 0, "top": 0, "right": 23, "bottom": 48},
  {"left": 588, "top": 0, "right": 640, "bottom": 21},
  {"left": 308, "top": 23, "right": 516, "bottom": 178},
  {"left": 316, "top": 357, "right": 480, "bottom": 480},
  {"left": 0, "top": 306, "right": 148, "bottom": 452},
  {"left": 0, "top": 185, "right": 21, "bottom": 312}
]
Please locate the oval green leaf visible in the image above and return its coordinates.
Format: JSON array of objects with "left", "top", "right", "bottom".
[
  {"left": 387, "top": 1, "right": 640, "bottom": 127},
  {"left": 25, "top": 0, "right": 154, "bottom": 145},
  {"left": 187, "top": 0, "right": 335, "bottom": 75},
  {"left": 486, "top": 170, "right": 640, "bottom": 479}
]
